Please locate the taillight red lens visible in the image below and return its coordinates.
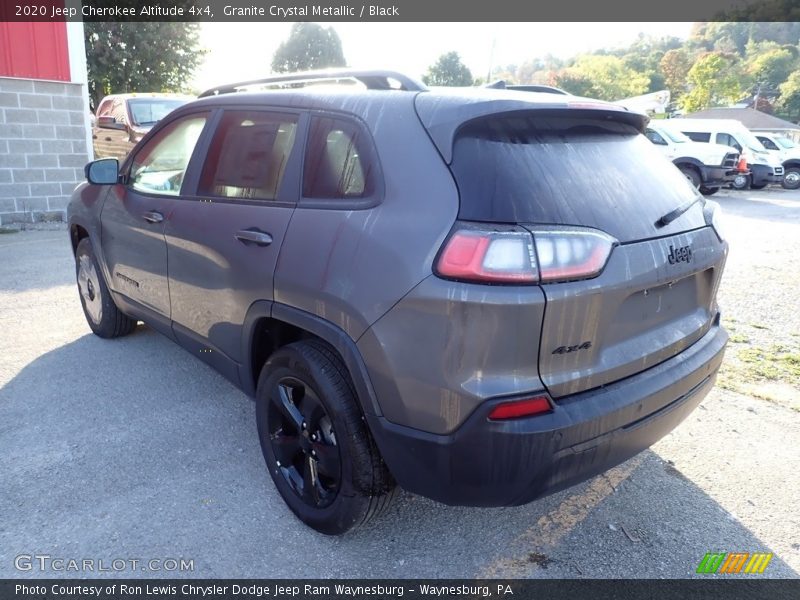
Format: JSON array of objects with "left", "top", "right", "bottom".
[
  {"left": 529, "top": 228, "right": 616, "bottom": 283},
  {"left": 488, "top": 396, "right": 552, "bottom": 420},
  {"left": 436, "top": 227, "right": 538, "bottom": 283},
  {"left": 435, "top": 222, "right": 616, "bottom": 285}
]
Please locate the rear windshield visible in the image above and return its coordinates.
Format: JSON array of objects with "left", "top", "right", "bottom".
[{"left": 450, "top": 115, "right": 706, "bottom": 242}]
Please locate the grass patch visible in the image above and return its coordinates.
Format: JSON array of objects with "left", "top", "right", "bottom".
[
  {"left": 751, "top": 323, "right": 770, "bottom": 330},
  {"left": 719, "top": 341, "right": 800, "bottom": 411},
  {"left": 729, "top": 333, "right": 750, "bottom": 344}
]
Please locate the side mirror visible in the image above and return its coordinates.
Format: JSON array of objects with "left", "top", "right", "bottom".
[
  {"left": 85, "top": 158, "right": 119, "bottom": 185},
  {"left": 97, "top": 115, "right": 126, "bottom": 130}
]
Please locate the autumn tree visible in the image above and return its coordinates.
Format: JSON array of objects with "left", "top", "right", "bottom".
[
  {"left": 84, "top": 22, "right": 204, "bottom": 109},
  {"left": 423, "top": 52, "right": 474, "bottom": 87},
  {"left": 660, "top": 49, "right": 693, "bottom": 99},
  {"left": 271, "top": 23, "right": 346, "bottom": 73}
]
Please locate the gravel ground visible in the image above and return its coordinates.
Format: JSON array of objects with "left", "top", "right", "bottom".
[{"left": 0, "top": 191, "right": 798, "bottom": 579}]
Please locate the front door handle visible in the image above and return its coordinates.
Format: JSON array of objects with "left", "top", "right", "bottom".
[
  {"left": 143, "top": 210, "right": 164, "bottom": 224},
  {"left": 235, "top": 228, "right": 273, "bottom": 247}
]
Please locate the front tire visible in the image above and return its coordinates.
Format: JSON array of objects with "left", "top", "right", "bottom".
[
  {"left": 256, "top": 341, "right": 395, "bottom": 535},
  {"left": 732, "top": 173, "right": 751, "bottom": 190},
  {"left": 679, "top": 166, "right": 701, "bottom": 189},
  {"left": 75, "top": 238, "right": 137, "bottom": 338},
  {"left": 782, "top": 167, "right": 800, "bottom": 190}
]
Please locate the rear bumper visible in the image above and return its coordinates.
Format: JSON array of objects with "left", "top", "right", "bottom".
[{"left": 369, "top": 323, "right": 727, "bottom": 507}]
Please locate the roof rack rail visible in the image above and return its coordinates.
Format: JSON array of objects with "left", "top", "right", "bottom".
[{"left": 199, "top": 69, "right": 427, "bottom": 97}]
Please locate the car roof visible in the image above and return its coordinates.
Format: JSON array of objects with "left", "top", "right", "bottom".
[{"left": 186, "top": 70, "right": 648, "bottom": 163}]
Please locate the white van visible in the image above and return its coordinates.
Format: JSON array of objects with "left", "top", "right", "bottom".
[
  {"left": 645, "top": 120, "right": 740, "bottom": 195},
  {"left": 667, "top": 118, "right": 784, "bottom": 190},
  {"left": 754, "top": 132, "right": 800, "bottom": 190}
]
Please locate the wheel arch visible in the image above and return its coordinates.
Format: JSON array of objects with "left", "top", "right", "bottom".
[
  {"left": 672, "top": 158, "right": 705, "bottom": 181},
  {"left": 241, "top": 302, "right": 383, "bottom": 419}
]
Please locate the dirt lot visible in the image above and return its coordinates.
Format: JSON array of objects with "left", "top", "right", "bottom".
[{"left": 0, "top": 189, "right": 798, "bottom": 578}]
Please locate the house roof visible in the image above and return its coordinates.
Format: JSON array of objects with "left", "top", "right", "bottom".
[{"left": 683, "top": 107, "right": 800, "bottom": 130}]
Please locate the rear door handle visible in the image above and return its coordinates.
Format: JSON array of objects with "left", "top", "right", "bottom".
[
  {"left": 235, "top": 229, "right": 273, "bottom": 247},
  {"left": 143, "top": 210, "right": 164, "bottom": 224}
]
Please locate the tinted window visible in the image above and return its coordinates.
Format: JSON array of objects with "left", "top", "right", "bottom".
[
  {"left": 198, "top": 111, "right": 298, "bottom": 201},
  {"left": 757, "top": 136, "right": 779, "bottom": 151},
  {"left": 450, "top": 115, "right": 706, "bottom": 242},
  {"left": 715, "top": 133, "right": 742, "bottom": 151},
  {"left": 303, "top": 116, "right": 377, "bottom": 199},
  {"left": 129, "top": 114, "right": 208, "bottom": 196},
  {"left": 683, "top": 131, "right": 711, "bottom": 143},
  {"left": 645, "top": 129, "right": 667, "bottom": 145}
]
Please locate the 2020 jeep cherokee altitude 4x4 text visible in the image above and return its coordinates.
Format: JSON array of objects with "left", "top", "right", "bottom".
[{"left": 68, "top": 70, "right": 728, "bottom": 535}]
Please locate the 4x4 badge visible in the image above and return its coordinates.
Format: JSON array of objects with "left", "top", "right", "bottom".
[
  {"left": 552, "top": 342, "right": 592, "bottom": 355},
  {"left": 668, "top": 244, "right": 693, "bottom": 264}
]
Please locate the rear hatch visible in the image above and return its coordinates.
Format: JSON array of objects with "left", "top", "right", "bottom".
[{"left": 427, "top": 104, "right": 727, "bottom": 398}]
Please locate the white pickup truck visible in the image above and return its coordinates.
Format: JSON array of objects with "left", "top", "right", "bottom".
[
  {"left": 644, "top": 120, "right": 741, "bottom": 196},
  {"left": 754, "top": 132, "right": 800, "bottom": 190}
]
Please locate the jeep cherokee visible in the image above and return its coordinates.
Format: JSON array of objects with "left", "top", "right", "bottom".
[{"left": 68, "top": 69, "right": 728, "bottom": 535}]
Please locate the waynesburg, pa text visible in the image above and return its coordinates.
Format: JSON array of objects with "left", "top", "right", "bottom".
[{"left": 14, "top": 584, "right": 514, "bottom": 598}]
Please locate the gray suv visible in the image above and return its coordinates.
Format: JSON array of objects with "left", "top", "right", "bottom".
[{"left": 68, "top": 70, "right": 728, "bottom": 535}]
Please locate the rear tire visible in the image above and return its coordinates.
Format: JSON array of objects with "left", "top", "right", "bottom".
[
  {"left": 256, "top": 340, "right": 396, "bottom": 535},
  {"left": 699, "top": 186, "right": 719, "bottom": 196},
  {"left": 732, "top": 173, "right": 751, "bottom": 190},
  {"left": 75, "top": 238, "right": 137, "bottom": 338},
  {"left": 782, "top": 167, "right": 800, "bottom": 190}
]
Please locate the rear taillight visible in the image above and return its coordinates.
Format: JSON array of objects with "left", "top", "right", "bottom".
[
  {"left": 488, "top": 396, "right": 552, "bottom": 420},
  {"left": 435, "top": 225, "right": 537, "bottom": 283},
  {"left": 435, "top": 221, "right": 616, "bottom": 284},
  {"left": 530, "top": 227, "right": 616, "bottom": 283}
]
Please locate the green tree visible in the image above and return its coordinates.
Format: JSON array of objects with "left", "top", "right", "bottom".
[
  {"left": 556, "top": 55, "right": 649, "bottom": 101},
  {"left": 84, "top": 23, "right": 205, "bottom": 109},
  {"left": 746, "top": 46, "right": 796, "bottom": 90},
  {"left": 681, "top": 52, "right": 745, "bottom": 112},
  {"left": 271, "top": 23, "right": 346, "bottom": 73},
  {"left": 778, "top": 71, "right": 800, "bottom": 121},
  {"left": 423, "top": 52, "right": 474, "bottom": 87}
]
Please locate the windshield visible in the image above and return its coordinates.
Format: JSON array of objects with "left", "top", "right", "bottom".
[
  {"left": 657, "top": 126, "right": 690, "bottom": 143},
  {"left": 128, "top": 99, "right": 188, "bottom": 127},
  {"left": 777, "top": 137, "right": 796, "bottom": 149}
]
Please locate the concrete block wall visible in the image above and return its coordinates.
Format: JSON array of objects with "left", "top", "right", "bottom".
[{"left": 0, "top": 76, "right": 91, "bottom": 225}]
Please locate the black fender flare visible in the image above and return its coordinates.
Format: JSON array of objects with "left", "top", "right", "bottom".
[{"left": 240, "top": 301, "right": 383, "bottom": 418}]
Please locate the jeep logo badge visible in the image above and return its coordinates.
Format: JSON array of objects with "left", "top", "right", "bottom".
[{"left": 667, "top": 244, "right": 692, "bottom": 265}]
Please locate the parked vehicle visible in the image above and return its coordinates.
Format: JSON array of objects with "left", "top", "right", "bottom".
[
  {"left": 754, "top": 133, "right": 800, "bottom": 190},
  {"left": 668, "top": 118, "right": 783, "bottom": 190},
  {"left": 92, "top": 93, "right": 192, "bottom": 161},
  {"left": 645, "top": 120, "right": 740, "bottom": 196},
  {"left": 68, "top": 70, "right": 729, "bottom": 534}
]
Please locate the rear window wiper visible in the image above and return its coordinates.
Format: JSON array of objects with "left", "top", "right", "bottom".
[{"left": 656, "top": 196, "right": 701, "bottom": 227}]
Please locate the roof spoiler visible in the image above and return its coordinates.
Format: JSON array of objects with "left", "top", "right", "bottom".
[{"left": 199, "top": 69, "right": 427, "bottom": 97}]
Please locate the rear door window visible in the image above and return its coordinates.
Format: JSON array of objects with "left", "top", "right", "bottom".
[
  {"left": 198, "top": 110, "right": 298, "bottom": 201},
  {"left": 302, "top": 115, "right": 378, "bottom": 201},
  {"left": 450, "top": 115, "right": 706, "bottom": 242}
]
